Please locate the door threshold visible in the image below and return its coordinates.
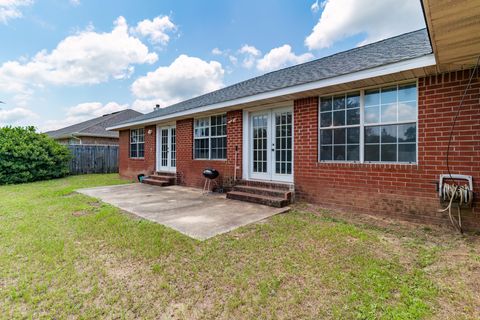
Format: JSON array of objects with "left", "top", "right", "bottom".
[{"left": 245, "top": 178, "right": 294, "bottom": 185}]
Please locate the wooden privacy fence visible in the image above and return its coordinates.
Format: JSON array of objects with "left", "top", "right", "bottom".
[{"left": 68, "top": 144, "right": 119, "bottom": 174}]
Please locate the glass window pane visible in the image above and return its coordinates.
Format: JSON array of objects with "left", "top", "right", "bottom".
[
  {"left": 333, "top": 128, "right": 346, "bottom": 145},
  {"left": 320, "top": 112, "right": 332, "bottom": 127},
  {"left": 398, "top": 144, "right": 416, "bottom": 162},
  {"left": 365, "top": 106, "right": 380, "bottom": 124},
  {"left": 320, "top": 97, "right": 332, "bottom": 112},
  {"left": 320, "top": 129, "right": 333, "bottom": 145},
  {"left": 381, "top": 144, "right": 397, "bottom": 162},
  {"left": 346, "top": 93, "right": 360, "bottom": 109},
  {"left": 381, "top": 125, "right": 397, "bottom": 143},
  {"left": 381, "top": 86, "right": 397, "bottom": 104},
  {"left": 364, "top": 144, "right": 379, "bottom": 161},
  {"left": 398, "top": 84, "right": 417, "bottom": 102},
  {"left": 347, "top": 145, "right": 360, "bottom": 161},
  {"left": 365, "top": 126, "right": 380, "bottom": 143},
  {"left": 130, "top": 144, "right": 137, "bottom": 158},
  {"left": 347, "top": 108, "right": 360, "bottom": 125},
  {"left": 333, "top": 145, "right": 346, "bottom": 161},
  {"left": 333, "top": 96, "right": 345, "bottom": 110},
  {"left": 365, "top": 89, "right": 380, "bottom": 106},
  {"left": 320, "top": 146, "right": 332, "bottom": 161},
  {"left": 398, "top": 123, "right": 416, "bottom": 143},
  {"left": 333, "top": 110, "right": 345, "bottom": 126},
  {"left": 398, "top": 101, "right": 417, "bottom": 122},
  {"left": 347, "top": 127, "right": 360, "bottom": 144},
  {"left": 381, "top": 103, "right": 397, "bottom": 123}
]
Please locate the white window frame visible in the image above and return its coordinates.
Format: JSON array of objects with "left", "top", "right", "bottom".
[
  {"left": 319, "top": 92, "right": 362, "bottom": 162},
  {"left": 193, "top": 113, "right": 227, "bottom": 160},
  {"left": 130, "top": 128, "right": 145, "bottom": 159},
  {"left": 318, "top": 81, "right": 418, "bottom": 164}
]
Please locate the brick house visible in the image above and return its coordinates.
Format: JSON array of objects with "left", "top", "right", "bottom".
[
  {"left": 46, "top": 109, "right": 142, "bottom": 145},
  {"left": 109, "top": 4, "right": 480, "bottom": 230}
]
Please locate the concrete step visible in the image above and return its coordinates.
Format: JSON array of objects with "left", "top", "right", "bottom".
[
  {"left": 226, "top": 191, "right": 290, "bottom": 208},
  {"left": 142, "top": 178, "right": 171, "bottom": 187},
  {"left": 232, "top": 185, "right": 291, "bottom": 200}
]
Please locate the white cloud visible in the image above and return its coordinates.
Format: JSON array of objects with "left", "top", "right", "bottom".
[
  {"left": 66, "top": 101, "right": 128, "bottom": 118},
  {"left": 131, "top": 54, "right": 224, "bottom": 108},
  {"left": 305, "top": 0, "right": 425, "bottom": 50},
  {"left": 0, "top": 0, "right": 33, "bottom": 24},
  {"left": 69, "top": 0, "right": 80, "bottom": 6},
  {"left": 132, "top": 15, "right": 176, "bottom": 45},
  {"left": 310, "top": 0, "right": 320, "bottom": 13},
  {"left": 256, "top": 45, "right": 314, "bottom": 72},
  {"left": 238, "top": 44, "right": 261, "bottom": 69},
  {"left": 0, "top": 16, "right": 158, "bottom": 100},
  {"left": 211, "top": 48, "right": 223, "bottom": 55},
  {"left": 0, "top": 107, "right": 36, "bottom": 125},
  {"left": 41, "top": 101, "right": 129, "bottom": 131}
]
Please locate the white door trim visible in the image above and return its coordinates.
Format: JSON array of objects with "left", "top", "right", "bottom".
[
  {"left": 243, "top": 106, "right": 294, "bottom": 183},
  {"left": 156, "top": 125, "right": 176, "bottom": 173}
]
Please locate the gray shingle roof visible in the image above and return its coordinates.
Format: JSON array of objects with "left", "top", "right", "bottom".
[
  {"left": 45, "top": 109, "right": 142, "bottom": 139},
  {"left": 118, "top": 28, "right": 432, "bottom": 127}
]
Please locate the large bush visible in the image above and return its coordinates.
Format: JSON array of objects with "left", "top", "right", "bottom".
[{"left": 0, "top": 126, "right": 71, "bottom": 184}]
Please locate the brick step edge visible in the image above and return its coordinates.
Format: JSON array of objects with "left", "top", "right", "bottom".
[
  {"left": 155, "top": 171, "right": 176, "bottom": 177},
  {"left": 235, "top": 180, "right": 293, "bottom": 191},
  {"left": 226, "top": 191, "right": 289, "bottom": 208},
  {"left": 232, "top": 185, "right": 291, "bottom": 200},
  {"left": 148, "top": 175, "right": 176, "bottom": 182},
  {"left": 142, "top": 178, "right": 172, "bottom": 187}
]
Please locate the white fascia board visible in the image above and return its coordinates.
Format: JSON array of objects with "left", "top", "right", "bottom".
[{"left": 107, "top": 54, "right": 436, "bottom": 131}]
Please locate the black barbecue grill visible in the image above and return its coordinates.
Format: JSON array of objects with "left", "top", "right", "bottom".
[{"left": 202, "top": 168, "right": 219, "bottom": 193}]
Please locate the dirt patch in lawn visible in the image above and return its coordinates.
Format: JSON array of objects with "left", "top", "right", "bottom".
[{"left": 299, "top": 202, "right": 480, "bottom": 319}]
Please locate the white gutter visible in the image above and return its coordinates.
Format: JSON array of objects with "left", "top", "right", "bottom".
[{"left": 108, "top": 54, "right": 436, "bottom": 130}]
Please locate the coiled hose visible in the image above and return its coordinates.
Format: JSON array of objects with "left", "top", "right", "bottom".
[{"left": 438, "top": 184, "right": 474, "bottom": 233}]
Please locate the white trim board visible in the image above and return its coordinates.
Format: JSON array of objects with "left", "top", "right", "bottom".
[{"left": 108, "top": 55, "right": 436, "bottom": 130}]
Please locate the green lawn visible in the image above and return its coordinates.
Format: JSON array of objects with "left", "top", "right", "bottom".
[{"left": 0, "top": 174, "right": 479, "bottom": 319}]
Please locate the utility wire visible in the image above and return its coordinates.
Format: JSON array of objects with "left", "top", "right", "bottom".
[{"left": 446, "top": 56, "right": 480, "bottom": 185}]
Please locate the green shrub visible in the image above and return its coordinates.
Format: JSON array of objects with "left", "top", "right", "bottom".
[{"left": 0, "top": 126, "right": 71, "bottom": 185}]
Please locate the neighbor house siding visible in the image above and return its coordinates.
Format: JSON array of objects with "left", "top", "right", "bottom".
[
  {"left": 78, "top": 136, "right": 119, "bottom": 145},
  {"left": 55, "top": 137, "right": 119, "bottom": 145},
  {"left": 293, "top": 69, "right": 480, "bottom": 230},
  {"left": 176, "top": 110, "right": 243, "bottom": 189},
  {"left": 119, "top": 125, "right": 156, "bottom": 179}
]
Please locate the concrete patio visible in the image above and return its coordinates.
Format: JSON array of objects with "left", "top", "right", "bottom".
[{"left": 77, "top": 183, "right": 289, "bottom": 240}]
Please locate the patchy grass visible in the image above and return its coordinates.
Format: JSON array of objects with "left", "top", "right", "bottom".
[{"left": 0, "top": 174, "right": 479, "bottom": 319}]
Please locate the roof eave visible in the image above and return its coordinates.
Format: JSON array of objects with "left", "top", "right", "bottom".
[{"left": 108, "top": 54, "right": 436, "bottom": 131}]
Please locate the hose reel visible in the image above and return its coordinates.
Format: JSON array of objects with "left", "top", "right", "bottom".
[{"left": 438, "top": 174, "right": 474, "bottom": 233}]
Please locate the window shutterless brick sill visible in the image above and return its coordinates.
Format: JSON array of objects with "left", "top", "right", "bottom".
[
  {"left": 129, "top": 158, "right": 145, "bottom": 161},
  {"left": 316, "top": 161, "right": 420, "bottom": 171},
  {"left": 192, "top": 159, "right": 227, "bottom": 162}
]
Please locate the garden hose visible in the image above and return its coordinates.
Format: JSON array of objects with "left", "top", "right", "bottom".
[{"left": 438, "top": 184, "right": 474, "bottom": 233}]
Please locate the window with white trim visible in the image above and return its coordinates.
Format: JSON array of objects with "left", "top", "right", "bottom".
[
  {"left": 194, "top": 114, "right": 227, "bottom": 159},
  {"left": 130, "top": 128, "right": 144, "bottom": 158},
  {"left": 319, "top": 92, "right": 360, "bottom": 161},
  {"left": 319, "top": 83, "right": 417, "bottom": 163}
]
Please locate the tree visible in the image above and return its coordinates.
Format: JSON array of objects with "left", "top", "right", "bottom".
[{"left": 0, "top": 126, "right": 71, "bottom": 184}]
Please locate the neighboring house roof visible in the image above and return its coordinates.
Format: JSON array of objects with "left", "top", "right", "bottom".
[
  {"left": 45, "top": 109, "right": 143, "bottom": 139},
  {"left": 112, "top": 28, "right": 432, "bottom": 129}
]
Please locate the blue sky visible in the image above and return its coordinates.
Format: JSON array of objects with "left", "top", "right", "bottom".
[{"left": 0, "top": 0, "right": 425, "bottom": 130}]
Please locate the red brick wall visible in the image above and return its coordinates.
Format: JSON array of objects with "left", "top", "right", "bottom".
[
  {"left": 176, "top": 110, "right": 243, "bottom": 189},
  {"left": 294, "top": 69, "right": 480, "bottom": 230},
  {"left": 119, "top": 125, "right": 156, "bottom": 180}
]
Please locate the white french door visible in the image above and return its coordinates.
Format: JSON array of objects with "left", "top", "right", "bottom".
[
  {"left": 156, "top": 125, "right": 176, "bottom": 172},
  {"left": 249, "top": 107, "right": 293, "bottom": 182}
]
